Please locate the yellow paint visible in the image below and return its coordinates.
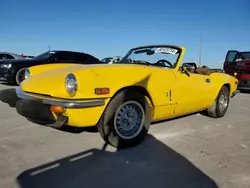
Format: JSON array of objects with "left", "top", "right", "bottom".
[
  {"left": 20, "top": 46, "right": 239, "bottom": 127},
  {"left": 56, "top": 99, "right": 111, "bottom": 127},
  {"left": 28, "top": 63, "right": 81, "bottom": 76}
]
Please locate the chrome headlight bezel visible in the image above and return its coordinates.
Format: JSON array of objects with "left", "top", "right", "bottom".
[
  {"left": 24, "top": 69, "right": 30, "bottom": 79},
  {"left": 65, "top": 73, "right": 78, "bottom": 96}
]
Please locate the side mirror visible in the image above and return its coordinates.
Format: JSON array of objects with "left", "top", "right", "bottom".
[{"left": 181, "top": 62, "right": 197, "bottom": 76}]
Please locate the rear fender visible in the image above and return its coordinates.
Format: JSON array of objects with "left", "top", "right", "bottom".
[{"left": 210, "top": 73, "right": 238, "bottom": 99}]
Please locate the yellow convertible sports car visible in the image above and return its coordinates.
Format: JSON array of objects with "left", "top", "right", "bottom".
[{"left": 15, "top": 45, "right": 239, "bottom": 148}]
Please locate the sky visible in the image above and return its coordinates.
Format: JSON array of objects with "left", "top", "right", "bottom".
[{"left": 0, "top": 0, "right": 249, "bottom": 68}]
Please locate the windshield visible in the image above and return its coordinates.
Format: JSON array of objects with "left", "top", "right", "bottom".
[
  {"left": 119, "top": 46, "right": 181, "bottom": 68},
  {"left": 241, "top": 52, "right": 250, "bottom": 60},
  {"left": 33, "top": 51, "right": 56, "bottom": 60}
]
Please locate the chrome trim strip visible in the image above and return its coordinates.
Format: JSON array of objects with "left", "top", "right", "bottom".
[
  {"left": 16, "top": 88, "right": 105, "bottom": 108},
  {"left": 46, "top": 115, "right": 68, "bottom": 129}
]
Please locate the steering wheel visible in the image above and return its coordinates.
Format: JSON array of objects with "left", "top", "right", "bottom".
[{"left": 155, "top": 59, "right": 173, "bottom": 68}]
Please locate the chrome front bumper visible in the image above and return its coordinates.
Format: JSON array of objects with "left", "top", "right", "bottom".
[
  {"left": 16, "top": 99, "right": 69, "bottom": 129},
  {"left": 231, "top": 90, "right": 240, "bottom": 98},
  {"left": 16, "top": 88, "right": 106, "bottom": 108}
]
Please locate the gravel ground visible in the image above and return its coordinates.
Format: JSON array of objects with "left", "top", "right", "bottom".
[{"left": 0, "top": 83, "right": 249, "bottom": 188}]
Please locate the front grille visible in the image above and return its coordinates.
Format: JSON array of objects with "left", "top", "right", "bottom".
[
  {"left": 235, "top": 68, "right": 250, "bottom": 74},
  {"left": 0, "top": 68, "right": 8, "bottom": 74},
  {"left": 239, "top": 79, "right": 250, "bottom": 87},
  {"left": 242, "top": 79, "right": 250, "bottom": 84},
  {"left": 242, "top": 69, "right": 250, "bottom": 74}
]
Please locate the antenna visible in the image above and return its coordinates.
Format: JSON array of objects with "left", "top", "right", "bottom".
[
  {"left": 48, "top": 45, "right": 50, "bottom": 52},
  {"left": 198, "top": 36, "right": 202, "bottom": 67}
]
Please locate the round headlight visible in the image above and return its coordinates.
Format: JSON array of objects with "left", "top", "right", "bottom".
[
  {"left": 65, "top": 73, "right": 77, "bottom": 96},
  {"left": 24, "top": 69, "right": 30, "bottom": 79}
]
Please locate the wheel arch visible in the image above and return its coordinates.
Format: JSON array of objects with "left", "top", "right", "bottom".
[
  {"left": 97, "top": 85, "right": 152, "bottom": 148},
  {"left": 111, "top": 86, "right": 154, "bottom": 107},
  {"left": 223, "top": 83, "right": 231, "bottom": 92},
  {"left": 97, "top": 85, "right": 154, "bottom": 127},
  {"left": 222, "top": 83, "right": 231, "bottom": 96}
]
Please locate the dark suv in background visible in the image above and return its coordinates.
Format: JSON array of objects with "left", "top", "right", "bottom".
[
  {"left": 224, "top": 50, "right": 250, "bottom": 92},
  {"left": 0, "top": 50, "right": 102, "bottom": 85}
]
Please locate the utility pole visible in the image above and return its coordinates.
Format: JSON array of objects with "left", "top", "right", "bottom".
[{"left": 198, "top": 36, "right": 202, "bottom": 67}]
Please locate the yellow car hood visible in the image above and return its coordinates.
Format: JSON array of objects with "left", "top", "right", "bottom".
[
  {"left": 21, "top": 63, "right": 173, "bottom": 99},
  {"left": 21, "top": 65, "right": 94, "bottom": 99}
]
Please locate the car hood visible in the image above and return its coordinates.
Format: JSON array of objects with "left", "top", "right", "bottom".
[
  {"left": 21, "top": 65, "right": 90, "bottom": 98},
  {"left": 20, "top": 63, "right": 173, "bottom": 99}
]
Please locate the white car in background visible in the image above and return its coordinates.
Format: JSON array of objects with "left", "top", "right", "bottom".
[{"left": 101, "top": 56, "right": 123, "bottom": 64}]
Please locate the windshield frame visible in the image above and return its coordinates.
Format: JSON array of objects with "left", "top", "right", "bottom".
[{"left": 119, "top": 45, "right": 183, "bottom": 69}]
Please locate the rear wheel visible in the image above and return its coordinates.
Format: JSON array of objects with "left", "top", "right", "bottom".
[
  {"left": 97, "top": 90, "right": 151, "bottom": 148},
  {"left": 206, "top": 86, "right": 230, "bottom": 118},
  {"left": 15, "top": 68, "right": 27, "bottom": 85}
]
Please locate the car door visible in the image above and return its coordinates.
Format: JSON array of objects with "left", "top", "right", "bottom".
[
  {"left": 174, "top": 69, "right": 214, "bottom": 117},
  {"left": 224, "top": 50, "right": 240, "bottom": 76},
  {"left": 148, "top": 68, "right": 177, "bottom": 121}
]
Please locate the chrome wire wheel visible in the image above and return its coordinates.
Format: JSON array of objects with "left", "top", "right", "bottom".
[
  {"left": 218, "top": 93, "right": 228, "bottom": 113},
  {"left": 114, "top": 101, "right": 145, "bottom": 140},
  {"left": 16, "top": 68, "right": 27, "bottom": 85},
  {"left": 19, "top": 72, "right": 25, "bottom": 83}
]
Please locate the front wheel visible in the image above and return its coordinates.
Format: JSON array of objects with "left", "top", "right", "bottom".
[
  {"left": 206, "top": 85, "right": 230, "bottom": 118},
  {"left": 97, "top": 90, "right": 151, "bottom": 148},
  {"left": 15, "top": 68, "right": 27, "bottom": 85}
]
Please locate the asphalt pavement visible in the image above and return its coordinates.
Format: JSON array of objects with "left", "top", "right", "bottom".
[{"left": 0, "top": 83, "right": 249, "bottom": 188}]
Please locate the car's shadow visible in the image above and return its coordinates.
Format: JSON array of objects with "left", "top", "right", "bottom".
[
  {"left": 16, "top": 134, "right": 218, "bottom": 188},
  {"left": 1, "top": 88, "right": 218, "bottom": 187},
  {"left": 0, "top": 88, "right": 20, "bottom": 107}
]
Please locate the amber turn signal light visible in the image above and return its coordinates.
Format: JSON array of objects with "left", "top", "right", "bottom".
[
  {"left": 95, "top": 88, "right": 110, "bottom": 95},
  {"left": 50, "top": 105, "right": 65, "bottom": 114}
]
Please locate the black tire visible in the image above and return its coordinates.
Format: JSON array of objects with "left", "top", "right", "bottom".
[
  {"left": 26, "top": 118, "right": 52, "bottom": 125},
  {"left": 15, "top": 68, "right": 27, "bottom": 85},
  {"left": 97, "top": 90, "right": 151, "bottom": 149},
  {"left": 206, "top": 86, "right": 230, "bottom": 118}
]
